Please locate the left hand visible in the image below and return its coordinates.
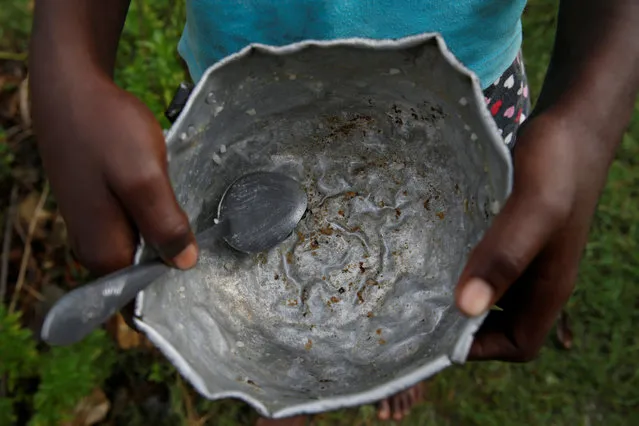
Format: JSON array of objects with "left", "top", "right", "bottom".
[{"left": 454, "top": 111, "right": 615, "bottom": 362}]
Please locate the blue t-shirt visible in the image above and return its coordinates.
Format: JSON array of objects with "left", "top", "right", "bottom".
[{"left": 178, "top": 0, "right": 527, "bottom": 89}]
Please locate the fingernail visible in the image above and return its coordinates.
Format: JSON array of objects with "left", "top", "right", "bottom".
[
  {"left": 172, "top": 243, "right": 198, "bottom": 269},
  {"left": 459, "top": 277, "right": 494, "bottom": 317}
]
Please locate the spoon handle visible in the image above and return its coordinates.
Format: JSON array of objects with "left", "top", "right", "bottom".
[
  {"left": 40, "top": 259, "right": 171, "bottom": 346},
  {"left": 41, "top": 223, "right": 230, "bottom": 346}
]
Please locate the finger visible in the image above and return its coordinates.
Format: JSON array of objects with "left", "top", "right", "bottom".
[
  {"left": 469, "top": 238, "right": 578, "bottom": 361},
  {"left": 110, "top": 158, "right": 197, "bottom": 270},
  {"left": 62, "top": 182, "right": 138, "bottom": 276},
  {"left": 467, "top": 308, "right": 520, "bottom": 361},
  {"left": 377, "top": 399, "right": 391, "bottom": 420},
  {"left": 454, "top": 187, "right": 567, "bottom": 318}
]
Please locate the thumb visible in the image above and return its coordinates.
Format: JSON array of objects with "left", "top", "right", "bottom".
[
  {"left": 454, "top": 189, "right": 564, "bottom": 317},
  {"left": 113, "top": 162, "right": 198, "bottom": 270}
]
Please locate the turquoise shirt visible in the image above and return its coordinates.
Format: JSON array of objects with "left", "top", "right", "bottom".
[{"left": 178, "top": 0, "right": 527, "bottom": 89}]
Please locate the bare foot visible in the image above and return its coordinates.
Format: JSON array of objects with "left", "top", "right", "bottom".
[
  {"left": 255, "top": 415, "right": 308, "bottom": 426},
  {"left": 377, "top": 382, "right": 424, "bottom": 422}
]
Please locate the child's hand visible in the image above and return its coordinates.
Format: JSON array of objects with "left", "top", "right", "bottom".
[
  {"left": 454, "top": 113, "right": 611, "bottom": 362},
  {"left": 32, "top": 76, "right": 198, "bottom": 276}
]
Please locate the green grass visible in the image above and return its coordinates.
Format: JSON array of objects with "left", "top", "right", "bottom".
[
  {"left": 115, "top": 0, "right": 188, "bottom": 128},
  {"left": 1, "top": 0, "right": 638, "bottom": 424}
]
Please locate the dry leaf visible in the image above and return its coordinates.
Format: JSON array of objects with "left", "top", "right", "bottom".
[
  {"left": 19, "top": 76, "right": 31, "bottom": 129},
  {"left": 65, "top": 258, "right": 89, "bottom": 288},
  {"left": 11, "top": 166, "right": 41, "bottom": 187},
  {"left": 106, "top": 313, "right": 153, "bottom": 350},
  {"left": 61, "top": 387, "right": 110, "bottom": 426},
  {"left": 2, "top": 88, "right": 19, "bottom": 118},
  {"left": 48, "top": 212, "right": 68, "bottom": 248},
  {"left": 17, "top": 191, "right": 51, "bottom": 239},
  {"left": 556, "top": 310, "right": 573, "bottom": 350}
]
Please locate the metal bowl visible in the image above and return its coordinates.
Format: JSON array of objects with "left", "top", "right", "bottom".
[{"left": 133, "top": 33, "right": 511, "bottom": 418}]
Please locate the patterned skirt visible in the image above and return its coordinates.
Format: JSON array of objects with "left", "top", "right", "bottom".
[{"left": 482, "top": 52, "right": 532, "bottom": 149}]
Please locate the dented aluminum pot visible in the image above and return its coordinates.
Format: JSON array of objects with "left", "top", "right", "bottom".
[{"left": 133, "top": 33, "right": 512, "bottom": 418}]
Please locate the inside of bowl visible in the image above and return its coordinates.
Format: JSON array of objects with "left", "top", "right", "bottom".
[{"left": 135, "top": 38, "right": 508, "bottom": 414}]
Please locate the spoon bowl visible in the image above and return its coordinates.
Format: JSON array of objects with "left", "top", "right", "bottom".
[{"left": 216, "top": 171, "right": 308, "bottom": 253}]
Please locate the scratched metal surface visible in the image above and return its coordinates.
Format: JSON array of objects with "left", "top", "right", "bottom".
[{"left": 133, "top": 34, "right": 511, "bottom": 418}]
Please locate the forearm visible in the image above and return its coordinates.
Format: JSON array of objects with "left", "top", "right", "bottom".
[
  {"left": 31, "top": 0, "right": 131, "bottom": 79},
  {"left": 534, "top": 0, "right": 639, "bottom": 151},
  {"left": 30, "top": 0, "right": 131, "bottom": 144}
]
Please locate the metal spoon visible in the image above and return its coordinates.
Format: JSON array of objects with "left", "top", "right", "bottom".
[{"left": 41, "top": 171, "right": 307, "bottom": 346}]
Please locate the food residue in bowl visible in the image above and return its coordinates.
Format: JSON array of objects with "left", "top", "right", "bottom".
[{"left": 319, "top": 226, "right": 333, "bottom": 236}]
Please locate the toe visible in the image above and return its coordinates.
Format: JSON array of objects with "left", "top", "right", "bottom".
[
  {"left": 378, "top": 398, "right": 391, "bottom": 420},
  {"left": 392, "top": 395, "right": 403, "bottom": 421},
  {"left": 416, "top": 382, "right": 425, "bottom": 401},
  {"left": 410, "top": 385, "right": 421, "bottom": 405},
  {"left": 402, "top": 393, "right": 411, "bottom": 416}
]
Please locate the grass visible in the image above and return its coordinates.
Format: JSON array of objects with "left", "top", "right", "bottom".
[{"left": 1, "top": 0, "right": 638, "bottom": 424}]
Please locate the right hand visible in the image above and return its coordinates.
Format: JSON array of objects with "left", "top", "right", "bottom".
[{"left": 32, "top": 76, "right": 198, "bottom": 276}]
